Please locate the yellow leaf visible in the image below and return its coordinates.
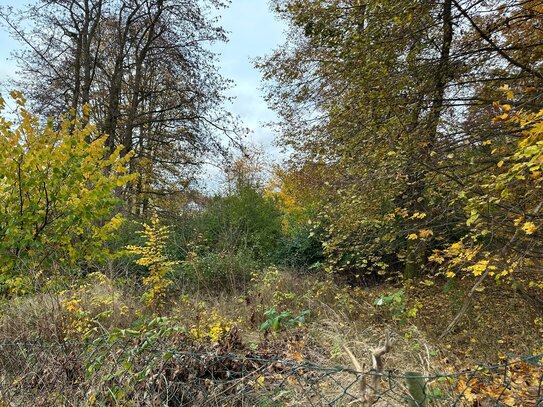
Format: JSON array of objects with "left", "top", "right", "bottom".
[
  {"left": 494, "top": 113, "right": 509, "bottom": 121},
  {"left": 521, "top": 222, "right": 538, "bottom": 235},
  {"left": 418, "top": 229, "right": 434, "bottom": 238},
  {"left": 498, "top": 84, "right": 514, "bottom": 99},
  {"left": 291, "top": 351, "right": 304, "bottom": 362},
  {"left": 407, "top": 233, "right": 418, "bottom": 240},
  {"left": 470, "top": 260, "right": 489, "bottom": 276},
  {"left": 428, "top": 252, "right": 445, "bottom": 264}
]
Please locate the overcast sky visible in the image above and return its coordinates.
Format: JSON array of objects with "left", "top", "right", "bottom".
[
  {"left": 211, "top": 1, "right": 286, "bottom": 157},
  {"left": 0, "top": 0, "right": 287, "bottom": 185}
]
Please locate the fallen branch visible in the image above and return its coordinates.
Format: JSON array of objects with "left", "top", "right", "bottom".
[{"left": 344, "top": 332, "right": 392, "bottom": 407}]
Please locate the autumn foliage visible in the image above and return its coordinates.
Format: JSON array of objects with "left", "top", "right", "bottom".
[
  {"left": 0, "top": 92, "right": 135, "bottom": 295},
  {"left": 0, "top": 0, "right": 543, "bottom": 404}
]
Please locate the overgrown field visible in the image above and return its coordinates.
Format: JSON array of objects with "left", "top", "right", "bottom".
[
  {"left": 2, "top": 0, "right": 543, "bottom": 404},
  {"left": 1, "top": 263, "right": 542, "bottom": 405}
]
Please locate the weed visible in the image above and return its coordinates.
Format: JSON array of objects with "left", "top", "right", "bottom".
[
  {"left": 259, "top": 307, "right": 310, "bottom": 332},
  {"left": 373, "top": 289, "right": 420, "bottom": 324}
]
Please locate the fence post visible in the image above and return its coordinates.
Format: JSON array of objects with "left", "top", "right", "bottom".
[{"left": 405, "top": 372, "right": 426, "bottom": 406}]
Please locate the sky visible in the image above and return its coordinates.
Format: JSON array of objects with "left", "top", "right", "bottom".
[
  {"left": 0, "top": 0, "right": 288, "bottom": 185},
  {"left": 210, "top": 0, "right": 286, "bottom": 158},
  {"left": 0, "top": 1, "right": 21, "bottom": 89}
]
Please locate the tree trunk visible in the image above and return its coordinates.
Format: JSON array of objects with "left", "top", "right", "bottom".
[{"left": 403, "top": 0, "right": 453, "bottom": 279}]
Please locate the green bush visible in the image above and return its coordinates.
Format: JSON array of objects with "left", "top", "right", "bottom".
[
  {"left": 199, "top": 187, "right": 283, "bottom": 261},
  {"left": 274, "top": 224, "right": 324, "bottom": 269},
  {"left": 0, "top": 93, "right": 134, "bottom": 296},
  {"left": 259, "top": 307, "right": 310, "bottom": 332}
]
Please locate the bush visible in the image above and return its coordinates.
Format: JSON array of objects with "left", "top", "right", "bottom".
[
  {"left": 180, "top": 250, "right": 260, "bottom": 291},
  {"left": 126, "top": 215, "right": 178, "bottom": 308},
  {"left": 274, "top": 224, "right": 324, "bottom": 269},
  {"left": 0, "top": 92, "right": 135, "bottom": 296},
  {"left": 199, "top": 187, "right": 283, "bottom": 261}
]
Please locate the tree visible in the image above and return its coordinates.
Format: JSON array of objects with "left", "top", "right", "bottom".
[
  {"left": 258, "top": 0, "right": 457, "bottom": 277},
  {"left": 435, "top": 101, "right": 543, "bottom": 337},
  {"left": 0, "top": 0, "right": 243, "bottom": 213},
  {"left": 0, "top": 92, "right": 135, "bottom": 296},
  {"left": 259, "top": 0, "right": 543, "bottom": 279},
  {"left": 201, "top": 152, "right": 283, "bottom": 261}
]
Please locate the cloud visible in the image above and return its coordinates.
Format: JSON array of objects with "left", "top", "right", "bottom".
[{"left": 210, "top": 0, "right": 287, "bottom": 161}]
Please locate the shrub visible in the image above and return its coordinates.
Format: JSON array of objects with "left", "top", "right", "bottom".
[
  {"left": 274, "top": 223, "right": 324, "bottom": 269},
  {"left": 60, "top": 272, "right": 138, "bottom": 339},
  {"left": 126, "top": 215, "right": 178, "bottom": 308},
  {"left": 180, "top": 250, "right": 259, "bottom": 291},
  {"left": 200, "top": 186, "right": 283, "bottom": 261},
  {"left": 373, "top": 289, "right": 421, "bottom": 324},
  {"left": 0, "top": 92, "right": 135, "bottom": 296},
  {"left": 259, "top": 307, "right": 309, "bottom": 332}
]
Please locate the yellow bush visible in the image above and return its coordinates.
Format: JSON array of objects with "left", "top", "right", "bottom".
[
  {"left": 0, "top": 91, "right": 135, "bottom": 296},
  {"left": 60, "top": 273, "right": 131, "bottom": 339}
]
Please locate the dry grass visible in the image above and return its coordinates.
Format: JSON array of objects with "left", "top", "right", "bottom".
[
  {"left": 0, "top": 267, "right": 542, "bottom": 406},
  {"left": 0, "top": 267, "right": 541, "bottom": 372},
  {"left": 0, "top": 276, "right": 142, "bottom": 341},
  {"left": 0, "top": 293, "right": 67, "bottom": 341}
]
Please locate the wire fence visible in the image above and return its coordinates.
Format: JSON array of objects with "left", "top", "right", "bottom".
[{"left": 0, "top": 339, "right": 541, "bottom": 406}]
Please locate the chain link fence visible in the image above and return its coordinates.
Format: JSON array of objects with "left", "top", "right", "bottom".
[{"left": 0, "top": 340, "right": 541, "bottom": 406}]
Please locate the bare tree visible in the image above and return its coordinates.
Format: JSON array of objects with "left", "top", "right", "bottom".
[{"left": 0, "top": 0, "right": 245, "bottom": 213}]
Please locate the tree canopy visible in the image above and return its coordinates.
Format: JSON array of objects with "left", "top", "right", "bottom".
[
  {"left": 0, "top": 0, "right": 244, "bottom": 213},
  {"left": 259, "top": 0, "right": 543, "bottom": 284}
]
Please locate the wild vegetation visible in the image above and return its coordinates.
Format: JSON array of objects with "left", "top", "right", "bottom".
[{"left": 0, "top": 0, "right": 542, "bottom": 405}]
